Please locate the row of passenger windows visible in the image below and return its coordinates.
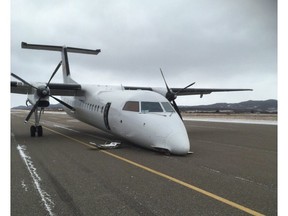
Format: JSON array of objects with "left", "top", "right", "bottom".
[
  {"left": 123, "top": 101, "right": 174, "bottom": 113},
  {"left": 78, "top": 100, "right": 104, "bottom": 113}
]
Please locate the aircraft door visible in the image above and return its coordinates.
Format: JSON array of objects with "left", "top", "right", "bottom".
[{"left": 103, "top": 102, "right": 111, "bottom": 130}]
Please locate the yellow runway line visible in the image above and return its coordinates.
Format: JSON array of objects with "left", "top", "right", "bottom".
[{"left": 45, "top": 125, "right": 265, "bottom": 216}]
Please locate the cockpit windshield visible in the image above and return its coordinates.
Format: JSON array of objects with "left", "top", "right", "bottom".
[
  {"left": 123, "top": 101, "right": 139, "bottom": 112},
  {"left": 161, "top": 102, "right": 175, "bottom": 112},
  {"left": 141, "top": 102, "right": 163, "bottom": 113},
  {"left": 123, "top": 101, "right": 175, "bottom": 113}
]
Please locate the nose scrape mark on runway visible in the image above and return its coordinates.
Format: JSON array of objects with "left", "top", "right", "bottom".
[{"left": 17, "top": 145, "right": 55, "bottom": 216}]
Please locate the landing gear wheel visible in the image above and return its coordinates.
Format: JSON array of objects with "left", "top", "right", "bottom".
[
  {"left": 37, "top": 126, "right": 43, "bottom": 137},
  {"left": 30, "top": 125, "right": 43, "bottom": 137},
  {"left": 30, "top": 125, "right": 36, "bottom": 137}
]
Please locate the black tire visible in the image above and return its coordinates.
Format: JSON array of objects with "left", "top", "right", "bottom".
[
  {"left": 30, "top": 126, "right": 36, "bottom": 137},
  {"left": 37, "top": 126, "right": 43, "bottom": 137}
]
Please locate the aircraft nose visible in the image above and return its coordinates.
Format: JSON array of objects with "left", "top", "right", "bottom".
[{"left": 166, "top": 128, "right": 190, "bottom": 155}]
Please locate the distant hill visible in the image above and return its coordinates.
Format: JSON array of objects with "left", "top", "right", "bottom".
[
  {"left": 12, "top": 99, "right": 277, "bottom": 114},
  {"left": 12, "top": 103, "right": 64, "bottom": 111},
  {"left": 179, "top": 99, "right": 277, "bottom": 113}
]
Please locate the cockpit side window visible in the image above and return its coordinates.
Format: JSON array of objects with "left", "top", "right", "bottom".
[
  {"left": 141, "top": 102, "right": 163, "bottom": 113},
  {"left": 161, "top": 102, "right": 175, "bottom": 112},
  {"left": 123, "top": 101, "right": 139, "bottom": 112}
]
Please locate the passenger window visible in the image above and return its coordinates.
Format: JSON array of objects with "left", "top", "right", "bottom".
[
  {"left": 141, "top": 102, "right": 163, "bottom": 113},
  {"left": 161, "top": 102, "right": 175, "bottom": 112},
  {"left": 123, "top": 101, "right": 139, "bottom": 112}
]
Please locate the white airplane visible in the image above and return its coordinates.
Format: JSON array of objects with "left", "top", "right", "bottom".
[{"left": 11, "top": 42, "right": 252, "bottom": 155}]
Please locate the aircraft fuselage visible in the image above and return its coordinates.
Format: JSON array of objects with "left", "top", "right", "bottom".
[{"left": 62, "top": 84, "right": 191, "bottom": 155}]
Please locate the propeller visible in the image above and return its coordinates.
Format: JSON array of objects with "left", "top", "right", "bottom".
[
  {"left": 160, "top": 68, "right": 195, "bottom": 119},
  {"left": 11, "top": 60, "right": 75, "bottom": 123}
]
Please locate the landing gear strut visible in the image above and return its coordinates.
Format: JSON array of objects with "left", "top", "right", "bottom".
[{"left": 30, "top": 107, "right": 44, "bottom": 137}]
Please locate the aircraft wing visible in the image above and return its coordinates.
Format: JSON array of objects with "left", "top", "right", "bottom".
[
  {"left": 124, "top": 86, "right": 252, "bottom": 98},
  {"left": 11, "top": 81, "right": 83, "bottom": 96},
  {"left": 170, "top": 88, "right": 253, "bottom": 97}
]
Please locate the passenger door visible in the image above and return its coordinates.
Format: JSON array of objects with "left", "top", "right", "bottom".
[{"left": 103, "top": 102, "right": 111, "bottom": 130}]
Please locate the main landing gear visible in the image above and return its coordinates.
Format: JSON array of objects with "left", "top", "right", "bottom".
[
  {"left": 30, "top": 125, "right": 43, "bottom": 137},
  {"left": 30, "top": 107, "right": 44, "bottom": 137}
]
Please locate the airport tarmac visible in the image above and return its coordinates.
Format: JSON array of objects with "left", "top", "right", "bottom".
[{"left": 11, "top": 111, "right": 277, "bottom": 216}]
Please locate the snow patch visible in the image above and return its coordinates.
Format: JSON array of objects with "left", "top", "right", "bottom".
[{"left": 17, "top": 145, "right": 55, "bottom": 216}]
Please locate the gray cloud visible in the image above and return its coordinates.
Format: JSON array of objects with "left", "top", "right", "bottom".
[{"left": 11, "top": 0, "right": 277, "bottom": 106}]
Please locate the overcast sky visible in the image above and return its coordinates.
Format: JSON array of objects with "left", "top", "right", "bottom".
[{"left": 10, "top": 0, "right": 277, "bottom": 107}]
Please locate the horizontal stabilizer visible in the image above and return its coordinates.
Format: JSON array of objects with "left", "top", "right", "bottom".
[{"left": 21, "top": 42, "right": 101, "bottom": 55}]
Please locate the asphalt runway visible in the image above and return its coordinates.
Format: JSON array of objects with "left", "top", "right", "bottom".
[{"left": 11, "top": 110, "right": 277, "bottom": 216}]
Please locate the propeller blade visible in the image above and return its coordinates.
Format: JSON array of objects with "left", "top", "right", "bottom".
[
  {"left": 172, "top": 100, "right": 182, "bottom": 120},
  {"left": 11, "top": 73, "right": 38, "bottom": 90},
  {"left": 49, "top": 95, "right": 75, "bottom": 111},
  {"left": 160, "top": 68, "right": 171, "bottom": 93},
  {"left": 47, "top": 61, "right": 62, "bottom": 86},
  {"left": 25, "top": 100, "right": 40, "bottom": 123},
  {"left": 175, "top": 82, "right": 196, "bottom": 95},
  {"left": 160, "top": 68, "right": 178, "bottom": 101}
]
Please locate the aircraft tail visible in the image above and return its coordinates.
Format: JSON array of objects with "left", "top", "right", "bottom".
[{"left": 21, "top": 42, "right": 101, "bottom": 83}]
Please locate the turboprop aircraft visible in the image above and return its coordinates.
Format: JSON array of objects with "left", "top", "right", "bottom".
[{"left": 11, "top": 42, "right": 252, "bottom": 155}]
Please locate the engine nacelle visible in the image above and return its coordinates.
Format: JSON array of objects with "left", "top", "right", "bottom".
[{"left": 27, "top": 84, "right": 50, "bottom": 108}]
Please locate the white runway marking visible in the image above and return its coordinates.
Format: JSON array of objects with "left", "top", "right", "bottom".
[
  {"left": 54, "top": 124, "right": 79, "bottom": 133},
  {"left": 52, "top": 124, "right": 108, "bottom": 141},
  {"left": 17, "top": 145, "right": 55, "bottom": 216},
  {"left": 183, "top": 117, "right": 277, "bottom": 125}
]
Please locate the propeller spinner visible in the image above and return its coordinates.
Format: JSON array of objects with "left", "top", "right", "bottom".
[{"left": 160, "top": 68, "right": 195, "bottom": 119}]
